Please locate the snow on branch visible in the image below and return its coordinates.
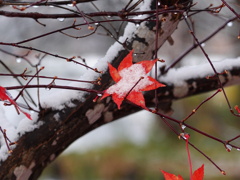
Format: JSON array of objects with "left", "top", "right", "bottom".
[
  {"left": 0, "top": 106, "right": 42, "bottom": 162},
  {"left": 160, "top": 57, "right": 240, "bottom": 99}
]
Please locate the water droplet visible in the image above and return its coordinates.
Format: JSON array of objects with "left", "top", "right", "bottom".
[
  {"left": 33, "top": 5, "right": 39, "bottom": 8},
  {"left": 201, "top": 43, "right": 205, "bottom": 47},
  {"left": 94, "top": 23, "right": 99, "bottom": 26},
  {"left": 227, "top": 22, "right": 233, "bottom": 27},
  {"left": 57, "top": 18, "right": 65, "bottom": 22},
  {"left": 107, "top": 15, "right": 111, "bottom": 18},
  {"left": 136, "top": 24, "right": 140, "bottom": 27},
  {"left": 16, "top": 58, "right": 22, "bottom": 63},
  {"left": 179, "top": 133, "right": 187, "bottom": 140},
  {"left": 225, "top": 144, "right": 232, "bottom": 152},
  {"left": 138, "top": 15, "right": 142, "bottom": 18},
  {"left": 97, "top": 94, "right": 102, "bottom": 97},
  {"left": 45, "top": 87, "right": 51, "bottom": 91},
  {"left": 181, "top": 125, "right": 186, "bottom": 130},
  {"left": 237, "top": 148, "right": 240, "bottom": 151},
  {"left": 185, "top": 15, "right": 188, "bottom": 19},
  {"left": 49, "top": 5, "right": 54, "bottom": 8},
  {"left": 158, "top": 2, "right": 161, "bottom": 5},
  {"left": 67, "top": 4, "right": 74, "bottom": 7}
]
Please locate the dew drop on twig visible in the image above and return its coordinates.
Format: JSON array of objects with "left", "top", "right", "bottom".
[
  {"left": 201, "top": 43, "right": 206, "bottom": 47},
  {"left": 225, "top": 144, "right": 232, "bottom": 152},
  {"left": 16, "top": 58, "right": 22, "bottom": 63},
  {"left": 237, "top": 148, "right": 240, "bottom": 151},
  {"left": 33, "top": 5, "right": 39, "bottom": 8},
  {"left": 181, "top": 125, "right": 186, "bottom": 130},
  {"left": 227, "top": 22, "right": 233, "bottom": 27},
  {"left": 57, "top": 18, "right": 65, "bottom": 22}
]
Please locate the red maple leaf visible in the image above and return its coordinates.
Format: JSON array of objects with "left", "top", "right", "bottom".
[
  {"left": 161, "top": 170, "right": 184, "bottom": 180},
  {"left": 161, "top": 165, "right": 204, "bottom": 180},
  {"left": 0, "top": 86, "right": 32, "bottom": 120},
  {"left": 192, "top": 165, "right": 204, "bottom": 180},
  {"left": 101, "top": 50, "right": 165, "bottom": 109}
]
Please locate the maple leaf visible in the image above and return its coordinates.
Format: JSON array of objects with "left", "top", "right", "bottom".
[
  {"left": 161, "top": 165, "right": 204, "bottom": 180},
  {"left": 161, "top": 170, "right": 184, "bottom": 180},
  {"left": 0, "top": 86, "right": 32, "bottom": 120},
  {"left": 192, "top": 165, "right": 204, "bottom": 180},
  {"left": 101, "top": 50, "right": 165, "bottom": 109}
]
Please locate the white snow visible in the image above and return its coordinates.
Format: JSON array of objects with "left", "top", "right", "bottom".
[
  {"left": 0, "top": 105, "right": 40, "bottom": 162},
  {"left": 107, "top": 64, "right": 153, "bottom": 97},
  {"left": 160, "top": 57, "right": 240, "bottom": 86}
]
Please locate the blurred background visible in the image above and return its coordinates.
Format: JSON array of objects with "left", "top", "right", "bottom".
[{"left": 0, "top": 0, "right": 239, "bottom": 179}]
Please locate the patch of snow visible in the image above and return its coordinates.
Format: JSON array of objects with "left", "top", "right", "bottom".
[
  {"left": 139, "top": 0, "right": 151, "bottom": 11},
  {"left": 107, "top": 64, "right": 153, "bottom": 97},
  {"left": 0, "top": 106, "right": 41, "bottom": 162},
  {"left": 17, "top": 114, "right": 43, "bottom": 136},
  {"left": 0, "top": 105, "right": 17, "bottom": 161},
  {"left": 161, "top": 57, "right": 240, "bottom": 86}
]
